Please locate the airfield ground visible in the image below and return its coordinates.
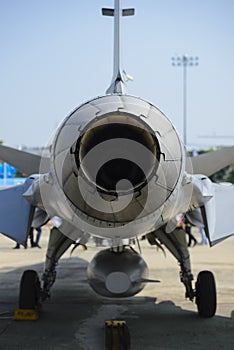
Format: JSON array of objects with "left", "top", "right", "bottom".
[{"left": 0, "top": 226, "right": 233, "bottom": 350}]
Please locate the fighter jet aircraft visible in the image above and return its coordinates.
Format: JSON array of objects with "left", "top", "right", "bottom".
[{"left": 0, "top": 0, "right": 234, "bottom": 325}]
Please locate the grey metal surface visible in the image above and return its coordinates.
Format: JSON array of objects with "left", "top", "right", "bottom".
[
  {"left": 0, "top": 144, "right": 50, "bottom": 175},
  {"left": 186, "top": 146, "right": 234, "bottom": 176}
]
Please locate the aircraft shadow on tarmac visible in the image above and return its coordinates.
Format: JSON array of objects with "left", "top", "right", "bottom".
[{"left": 0, "top": 257, "right": 233, "bottom": 350}]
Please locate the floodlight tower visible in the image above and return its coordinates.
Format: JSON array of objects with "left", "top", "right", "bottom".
[{"left": 172, "top": 55, "right": 199, "bottom": 146}]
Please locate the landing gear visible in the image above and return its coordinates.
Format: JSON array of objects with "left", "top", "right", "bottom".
[
  {"left": 180, "top": 269, "right": 195, "bottom": 301},
  {"left": 147, "top": 227, "right": 217, "bottom": 317},
  {"left": 41, "top": 227, "right": 74, "bottom": 300},
  {"left": 41, "top": 266, "right": 57, "bottom": 301},
  {"left": 195, "top": 270, "right": 216, "bottom": 318},
  {"left": 150, "top": 226, "right": 196, "bottom": 301},
  {"left": 14, "top": 227, "right": 75, "bottom": 320},
  {"left": 19, "top": 270, "right": 41, "bottom": 310},
  {"left": 181, "top": 269, "right": 217, "bottom": 318},
  {"left": 105, "top": 320, "right": 131, "bottom": 350}
]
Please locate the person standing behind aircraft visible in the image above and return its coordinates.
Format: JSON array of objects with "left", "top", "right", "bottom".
[
  {"left": 198, "top": 227, "right": 208, "bottom": 245},
  {"left": 176, "top": 215, "right": 197, "bottom": 247},
  {"left": 184, "top": 216, "right": 197, "bottom": 247},
  {"left": 13, "top": 226, "right": 42, "bottom": 249},
  {"left": 31, "top": 226, "right": 42, "bottom": 248}
]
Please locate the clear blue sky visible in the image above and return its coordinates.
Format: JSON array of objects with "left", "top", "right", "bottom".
[{"left": 0, "top": 0, "right": 234, "bottom": 149}]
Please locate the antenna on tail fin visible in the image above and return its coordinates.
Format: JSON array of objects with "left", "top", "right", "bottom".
[{"left": 102, "top": 0, "right": 135, "bottom": 94}]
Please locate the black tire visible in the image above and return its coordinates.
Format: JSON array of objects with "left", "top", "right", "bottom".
[
  {"left": 196, "top": 270, "right": 216, "bottom": 318},
  {"left": 19, "top": 270, "right": 41, "bottom": 310}
]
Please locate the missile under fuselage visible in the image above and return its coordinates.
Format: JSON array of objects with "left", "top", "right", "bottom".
[{"left": 87, "top": 248, "right": 149, "bottom": 298}]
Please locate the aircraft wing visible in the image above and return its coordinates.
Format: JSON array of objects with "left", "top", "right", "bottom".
[
  {"left": 0, "top": 144, "right": 50, "bottom": 175},
  {"left": 186, "top": 146, "right": 234, "bottom": 176},
  {"left": 0, "top": 179, "right": 35, "bottom": 245}
]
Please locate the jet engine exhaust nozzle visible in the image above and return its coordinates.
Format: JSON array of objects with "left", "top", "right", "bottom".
[{"left": 75, "top": 113, "right": 160, "bottom": 195}]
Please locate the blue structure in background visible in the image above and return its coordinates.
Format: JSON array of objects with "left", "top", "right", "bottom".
[
  {"left": 0, "top": 163, "right": 25, "bottom": 186},
  {"left": 0, "top": 163, "right": 16, "bottom": 178}
]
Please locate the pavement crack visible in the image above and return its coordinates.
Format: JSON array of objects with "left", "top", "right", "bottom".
[{"left": 0, "top": 320, "right": 13, "bottom": 336}]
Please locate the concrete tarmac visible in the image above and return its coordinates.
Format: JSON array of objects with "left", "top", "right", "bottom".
[{"left": 0, "top": 228, "right": 233, "bottom": 350}]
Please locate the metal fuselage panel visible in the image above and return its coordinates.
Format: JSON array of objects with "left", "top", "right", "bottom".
[{"left": 40, "top": 94, "right": 185, "bottom": 240}]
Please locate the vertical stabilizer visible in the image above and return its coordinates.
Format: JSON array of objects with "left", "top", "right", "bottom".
[{"left": 102, "top": 0, "right": 135, "bottom": 94}]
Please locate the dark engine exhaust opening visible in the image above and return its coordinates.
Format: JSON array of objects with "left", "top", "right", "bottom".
[
  {"left": 96, "top": 158, "right": 146, "bottom": 192},
  {"left": 74, "top": 114, "right": 160, "bottom": 194}
]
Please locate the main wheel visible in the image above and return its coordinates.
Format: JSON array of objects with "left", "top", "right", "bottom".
[
  {"left": 195, "top": 270, "right": 216, "bottom": 318},
  {"left": 19, "top": 270, "right": 41, "bottom": 310}
]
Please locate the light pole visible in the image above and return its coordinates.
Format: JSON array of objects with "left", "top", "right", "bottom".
[{"left": 171, "top": 55, "right": 199, "bottom": 146}]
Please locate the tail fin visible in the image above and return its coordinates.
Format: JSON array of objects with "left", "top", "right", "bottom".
[{"left": 102, "top": 0, "right": 135, "bottom": 94}]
